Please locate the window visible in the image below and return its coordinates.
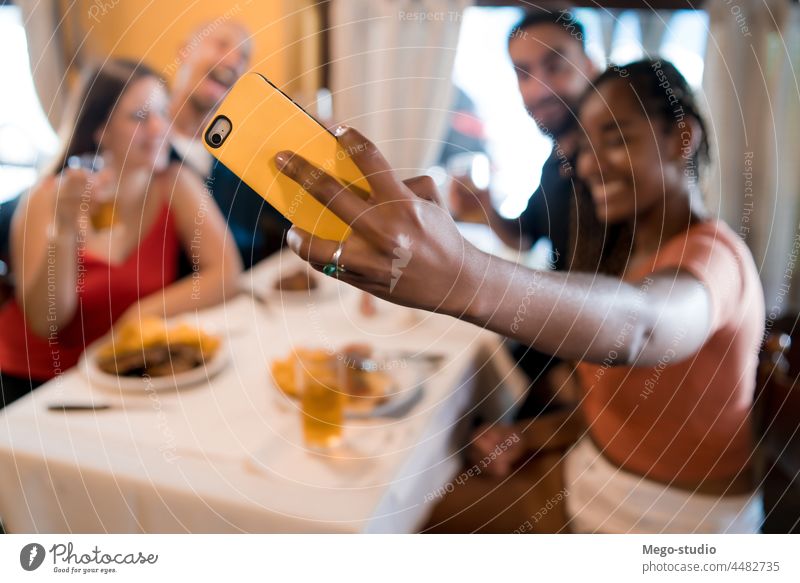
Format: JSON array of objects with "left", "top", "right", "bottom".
[
  {"left": 0, "top": 5, "right": 58, "bottom": 203},
  {"left": 450, "top": 7, "right": 709, "bottom": 219}
]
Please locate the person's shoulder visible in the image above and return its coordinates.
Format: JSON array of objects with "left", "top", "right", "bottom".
[
  {"left": 667, "top": 218, "right": 761, "bottom": 296},
  {"left": 687, "top": 218, "right": 737, "bottom": 239},
  {"left": 660, "top": 218, "right": 734, "bottom": 250},
  {"left": 653, "top": 218, "right": 752, "bottom": 282},
  {"left": 683, "top": 219, "right": 751, "bottom": 261}
]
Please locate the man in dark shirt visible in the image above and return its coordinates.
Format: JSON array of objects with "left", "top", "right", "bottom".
[
  {"left": 451, "top": 10, "right": 595, "bottom": 268},
  {"left": 169, "top": 20, "right": 289, "bottom": 269},
  {"left": 424, "top": 12, "right": 601, "bottom": 532},
  {"left": 516, "top": 149, "right": 575, "bottom": 271},
  {"left": 450, "top": 11, "right": 596, "bottom": 417}
]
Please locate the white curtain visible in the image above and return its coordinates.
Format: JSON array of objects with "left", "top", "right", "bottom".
[
  {"left": 598, "top": 9, "right": 622, "bottom": 62},
  {"left": 597, "top": 9, "right": 667, "bottom": 64},
  {"left": 639, "top": 10, "right": 670, "bottom": 57},
  {"left": 330, "top": 0, "right": 470, "bottom": 179},
  {"left": 702, "top": 0, "right": 800, "bottom": 313}
]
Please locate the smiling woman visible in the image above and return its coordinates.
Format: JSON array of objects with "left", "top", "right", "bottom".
[
  {"left": 449, "top": 7, "right": 709, "bottom": 219},
  {"left": 278, "top": 59, "right": 765, "bottom": 534},
  {"left": 0, "top": 59, "right": 241, "bottom": 409}
]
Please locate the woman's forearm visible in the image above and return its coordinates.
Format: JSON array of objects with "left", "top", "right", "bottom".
[
  {"left": 134, "top": 265, "right": 240, "bottom": 320},
  {"left": 459, "top": 249, "right": 652, "bottom": 365},
  {"left": 273, "top": 128, "right": 707, "bottom": 366},
  {"left": 19, "top": 231, "right": 79, "bottom": 338}
]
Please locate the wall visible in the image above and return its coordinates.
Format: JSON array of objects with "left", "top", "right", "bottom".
[{"left": 57, "top": 0, "right": 320, "bottom": 98}]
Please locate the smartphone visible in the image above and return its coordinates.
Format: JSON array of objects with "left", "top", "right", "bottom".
[{"left": 203, "top": 72, "right": 370, "bottom": 242}]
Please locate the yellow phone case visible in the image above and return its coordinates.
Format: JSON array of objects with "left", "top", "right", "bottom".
[{"left": 203, "top": 72, "right": 370, "bottom": 242}]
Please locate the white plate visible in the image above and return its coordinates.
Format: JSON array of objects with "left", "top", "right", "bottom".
[
  {"left": 347, "top": 382, "right": 424, "bottom": 419},
  {"left": 273, "top": 382, "right": 424, "bottom": 420},
  {"left": 81, "top": 341, "right": 228, "bottom": 393},
  {"left": 273, "top": 352, "right": 430, "bottom": 419}
]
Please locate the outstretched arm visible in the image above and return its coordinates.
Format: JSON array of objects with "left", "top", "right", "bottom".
[{"left": 276, "top": 127, "right": 713, "bottom": 366}]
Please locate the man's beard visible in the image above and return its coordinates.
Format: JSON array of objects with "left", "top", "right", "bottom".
[
  {"left": 189, "top": 91, "right": 216, "bottom": 118},
  {"left": 529, "top": 97, "right": 579, "bottom": 140},
  {"left": 548, "top": 108, "right": 579, "bottom": 140}
]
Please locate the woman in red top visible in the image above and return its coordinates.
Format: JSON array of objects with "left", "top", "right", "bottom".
[
  {"left": 0, "top": 60, "right": 241, "bottom": 406},
  {"left": 274, "top": 60, "right": 765, "bottom": 532}
]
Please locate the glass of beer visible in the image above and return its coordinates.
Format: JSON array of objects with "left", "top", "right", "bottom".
[
  {"left": 295, "top": 350, "right": 346, "bottom": 451},
  {"left": 67, "top": 153, "right": 114, "bottom": 230}
]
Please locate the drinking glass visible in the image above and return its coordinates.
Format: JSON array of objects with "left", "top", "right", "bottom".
[
  {"left": 295, "top": 350, "right": 346, "bottom": 451},
  {"left": 67, "top": 153, "right": 114, "bottom": 229}
]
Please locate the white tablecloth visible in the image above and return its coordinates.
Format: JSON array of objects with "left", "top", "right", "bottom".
[{"left": 0, "top": 252, "right": 527, "bottom": 533}]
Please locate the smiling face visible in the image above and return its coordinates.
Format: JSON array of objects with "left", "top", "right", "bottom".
[
  {"left": 508, "top": 23, "right": 594, "bottom": 136},
  {"left": 96, "top": 76, "right": 169, "bottom": 171},
  {"left": 576, "top": 78, "right": 686, "bottom": 225},
  {"left": 175, "top": 22, "right": 252, "bottom": 115}
]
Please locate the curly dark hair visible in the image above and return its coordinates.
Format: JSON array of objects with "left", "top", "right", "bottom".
[{"left": 568, "top": 58, "right": 710, "bottom": 276}]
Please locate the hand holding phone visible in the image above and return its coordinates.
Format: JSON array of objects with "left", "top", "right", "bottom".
[{"left": 203, "top": 73, "right": 370, "bottom": 242}]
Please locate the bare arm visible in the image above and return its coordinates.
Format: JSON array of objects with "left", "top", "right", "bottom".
[
  {"left": 277, "top": 127, "right": 714, "bottom": 368},
  {"left": 463, "top": 253, "right": 712, "bottom": 366},
  {"left": 12, "top": 173, "right": 86, "bottom": 338}
]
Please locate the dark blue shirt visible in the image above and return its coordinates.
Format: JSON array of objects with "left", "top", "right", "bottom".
[
  {"left": 517, "top": 148, "right": 575, "bottom": 271},
  {"left": 169, "top": 146, "right": 289, "bottom": 270}
]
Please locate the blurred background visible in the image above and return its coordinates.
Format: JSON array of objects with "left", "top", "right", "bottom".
[
  {"left": 0, "top": 0, "right": 799, "bottom": 536},
  {"left": 1, "top": 0, "right": 798, "bottom": 313}
]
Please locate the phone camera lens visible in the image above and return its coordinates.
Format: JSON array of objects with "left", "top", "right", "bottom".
[{"left": 210, "top": 133, "right": 222, "bottom": 146}]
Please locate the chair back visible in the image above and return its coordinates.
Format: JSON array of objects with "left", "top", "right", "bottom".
[{"left": 756, "top": 317, "right": 800, "bottom": 532}]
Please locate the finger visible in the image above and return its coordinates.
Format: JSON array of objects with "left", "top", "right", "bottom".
[
  {"left": 403, "top": 175, "right": 445, "bottom": 207},
  {"left": 286, "top": 226, "right": 338, "bottom": 266},
  {"left": 488, "top": 458, "right": 511, "bottom": 478},
  {"left": 470, "top": 424, "right": 493, "bottom": 444},
  {"left": 472, "top": 432, "right": 497, "bottom": 457},
  {"left": 473, "top": 425, "right": 500, "bottom": 445},
  {"left": 327, "top": 272, "right": 386, "bottom": 295},
  {"left": 87, "top": 173, "right": 113, "bottom": 201},
  {"left": 58, "top": 168, "right": 89, "bottom": 189},
  {"left": 333, "top": 126, "right": 407, "bottom": 201},
  {"left": 275, "top": 151, "right": 374, "bottom": 229},
  {"left": 286, "top": 227, "right": 379, "bottom": 278}
]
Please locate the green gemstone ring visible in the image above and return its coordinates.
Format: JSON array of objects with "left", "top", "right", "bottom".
[
  {"left": 323, "top": 243, "right": 345, "bottom": 277},
  {"left": 322, "top": 263, "right": 340, "bottom": 276}
]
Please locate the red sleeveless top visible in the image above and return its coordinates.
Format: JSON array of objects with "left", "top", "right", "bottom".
[{"left": 0, "top": 186, "right": 179, "bottom": 381}]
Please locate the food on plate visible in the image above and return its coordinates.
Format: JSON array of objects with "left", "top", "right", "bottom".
[
  {"left": 274, "top": 269, "right": 318, "bottom": 292},
  {"left": 96, "top": 317, "right": 221, "bottom": 377},
  {"left": 270, "top": 345, "right": 393, "bottom": 412}
]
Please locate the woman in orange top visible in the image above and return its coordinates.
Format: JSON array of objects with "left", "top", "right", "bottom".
[
  {"left": 274, "top": 60, "right": 765, "bottom": 533},
  {"left": 0, "top": 60, "right": 241, "bottom": 407}
]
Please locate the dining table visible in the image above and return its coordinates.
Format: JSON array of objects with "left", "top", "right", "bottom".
[{"left": 0, "top": 248, "right": 529, "bottom": 533}]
